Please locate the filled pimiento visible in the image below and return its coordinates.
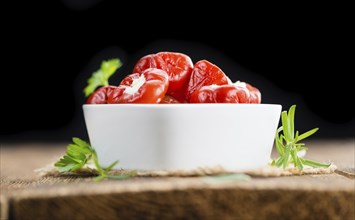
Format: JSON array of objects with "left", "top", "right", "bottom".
[{"left": 86, "top": 52, "right": 261, "bottom": 104}]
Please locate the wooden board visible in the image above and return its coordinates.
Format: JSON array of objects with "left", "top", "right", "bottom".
[{"left": 1, "top": 140, "right": 354, "bottom": 220}]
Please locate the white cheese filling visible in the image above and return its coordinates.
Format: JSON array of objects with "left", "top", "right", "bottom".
[
  {"left": 209, "top": 84, "right": 219, "bottom": 89},
  {"left": 234, "top": 81, "right": 247, "bottom": 88},
  {"left": 124, "top": 74, "right": 146, "bottom": 95}
]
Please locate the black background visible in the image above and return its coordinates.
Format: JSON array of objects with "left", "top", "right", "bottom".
[{"left": 1, "top": 1, "right": 353, "bottom": 142}]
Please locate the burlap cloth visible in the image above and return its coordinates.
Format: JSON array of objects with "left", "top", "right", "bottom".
[{"left": 36, "top": 162, "right": 337, "bottom": 178}]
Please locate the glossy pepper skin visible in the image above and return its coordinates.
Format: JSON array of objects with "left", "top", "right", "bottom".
[
  {"left": 190, "top": 84, "right": 250, "bottom": 103},
  {"left": 160, "top": 95, "right": 180, "bottom": 104},
  {"left": 133, "top": 52, "right": 193, "bottom": 102},
  {"left": 246, "top": 83, "right": 261, "bottom": 104},
  {"left": 86, "top": 52, "right": 262, "bottom": 105},
  {"left": 186, "top": 60, "right": 229, "bottom": 101},
  {"left": 133, "top": 54, "right": 167, "bottom": 74},
  {"left": 108, "top": 68, "right": 169, "bottom": 104},
  {"left": 86, "top": 86, "right": 117, "bottom": 104}
]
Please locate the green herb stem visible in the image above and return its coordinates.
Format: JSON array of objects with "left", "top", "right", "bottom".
[{"left": 272, "top": 105, "right": 330, "bottom": 170}]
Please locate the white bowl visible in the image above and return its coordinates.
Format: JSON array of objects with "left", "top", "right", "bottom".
[{"left": 83, "top": 104, "right": 281, "bottom": 171}]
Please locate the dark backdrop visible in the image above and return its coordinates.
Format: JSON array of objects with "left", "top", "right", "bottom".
[{"left": 1, "top": 1, "right": 353, "bottom": 142}]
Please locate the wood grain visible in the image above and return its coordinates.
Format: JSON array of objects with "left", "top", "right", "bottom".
[{"left": 1, "top": 140, "right": 354, "bottom": 220}]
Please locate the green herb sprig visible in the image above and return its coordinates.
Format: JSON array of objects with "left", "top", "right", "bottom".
[
  {"left": 55, "top": 137, "right": 136, "bottom": 181},
  {"left": 83, "top": 59, "right": 122, "bottom": 97},
  {"left": 272, "top": 105, "right": 331, "bottom": 170}
]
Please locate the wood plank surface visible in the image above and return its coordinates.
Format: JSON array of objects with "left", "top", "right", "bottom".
[{"left": 1, "top": 140, "right": 354, "bottom": 220}]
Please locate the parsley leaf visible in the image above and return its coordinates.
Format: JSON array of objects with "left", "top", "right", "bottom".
[
  {"left": 55, "top": 137, "right": 135, "bottom": 181},
  {"left": 272, "top": 105, "right": 331, "bottom": 170},
  {"left": 54, "top": 137, "right": 93, "bottom": 172},
  {"left": 83, "top": 59, "right": 122, "bottom": 97}
]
